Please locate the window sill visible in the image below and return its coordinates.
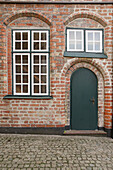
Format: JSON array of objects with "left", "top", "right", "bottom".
[
  {"left": 64, "top": 51, "right": 108, "bottom": 58},
  {"left": 3, "top": 95, "right": 53, "bottom": 99}
]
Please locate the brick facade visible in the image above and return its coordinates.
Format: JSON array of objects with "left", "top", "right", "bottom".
[{"left": 0, "top": 1, "right": 113, "bottom": 136}]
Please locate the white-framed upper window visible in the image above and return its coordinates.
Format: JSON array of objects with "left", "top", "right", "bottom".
[
  {"left": 67, "top": 29, "right": 84, "bottom": 51},
  {"left": 86, "top": 30, "right": 102, "bottom": 53},
  {"left": 12, "top": 29, "right": 49, "bottom": 96}
]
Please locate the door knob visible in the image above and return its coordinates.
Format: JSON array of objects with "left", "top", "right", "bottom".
[{"left": 90, "top": 97, "right": 95, "bottom": 104}]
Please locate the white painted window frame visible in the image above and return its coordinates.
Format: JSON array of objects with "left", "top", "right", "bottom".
[
  {"left": 13, "top": 30, "right": 30, "bottom": 51},
  {"left": 86, "top": 30, "right": 102, "bottom": 53},
  {"left": 67, "top": 29, "right": 84, "bottom": 51},
  {"left": 31, "top": 53, "right": 49, "bottom": 96},
  {"left": 13, "top": 53, "right": 30, "bottom": 95}
]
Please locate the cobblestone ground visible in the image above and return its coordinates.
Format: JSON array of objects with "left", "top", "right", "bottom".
[{"left": 0, "top": 134, "right": 113, "bottom": 170}]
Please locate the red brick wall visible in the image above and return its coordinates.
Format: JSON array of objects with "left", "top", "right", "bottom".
[{"left": 0, "top": 4, "right": 112, "bottom": 130}]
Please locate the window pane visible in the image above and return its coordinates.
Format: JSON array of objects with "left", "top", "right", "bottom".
[
  {"left": 34, "top": 65, "right": 39, "bottom": 73},
  {"left": 41, "top": 65, "right": 46, "bottom": 73},
  {"left": 34, "top": 33, "right": 39, "bottom": 40},
  {"left": 34, "top": 75, "right": 39, "bottom": 83},
  {"left": 88, "top": 32, "right": 93, "bottom": 41},
  {"left": 95, "top": 42, "right": 100, "bottom": 51},
  {"left": 15, "top": 55, "right": 21, "bottom": 63},
  {"left": 34, "top": 42, "right": 39, "bottom": 50},
  {"left": 69, "top": 31, "right": 75, "bottom": 40},
  {"left": 16, "top": 75, "right": 21, "bottom": 83},
  {"left": 22, "top": 55, "right": 28, "bottom": 63},
  {"left": 41, "top": 75, "right": 46, "bottom": 83},
  {"left": 34, "top": 55, "right": 39, "bottom": 64},
  {"left": 34, "top": 85, "right": 39, "bottom": 93},
  {"left": 41, "top": 33, "right": 46, "bottom": 40},
  {"left": 22, "top": 65, "right": 28, "bottom": 73},
  {"left": 22, "top": 32, "right": 28, "bottom": 40},
  {"left": 41, "top": 42, "right": 46, "bottom": 50},
  {"left": 23, "top": 85, "right": 28, "bottom": 93},
  {"left": 16, "top": 65, "right": 21, "bottom": 73},
  {"left": 16, "top": 85, "right": 21, "bottom": 93},
  {"left": 41, "top": 55, "right": 46, "bottom": 64},
  {"left": 23, "top": 75, "right": 28, "bottom": 83},
  {"left": 95, "top": 32, "right": 100, "bottom": 41},
  {"left": 76, "top": 31, "right": 82, "bottom": 40},
  {"left": 88, "top": 42, "right": 93, "bottom": 50},
  {"left": 69, "top": 42, "right": 75, "bottom": 50},
  {"left": 15, "top": 42, "right": 21, "bottom": 50},
  {"left": 41, "top": 85, "right": 46, "bottom": 93},
  {"left": 22, "top": 42, "right": 28, "bottom": 50},
  {"left": 15, "top": 32, "right": 21, "bottom": 40},
  {"left": 76, "top": 41, "right": 82, "bottom": 50}
]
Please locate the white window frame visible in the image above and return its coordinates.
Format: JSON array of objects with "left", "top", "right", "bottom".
[
  {"left": 67, "top": 29, "right": 84, "bottom": 51},
  {"left": 31, "top": 53, "right": 49, "bottom": 96},
  {"left": 13, "top": 53, "right": 30, "bottom": 95},
  {"left": 32, "top": 31, "right": 49, "bottom": 52},
  {"left": 13, "top": 30, "right": 30, "bottom": 51},
  {"left": 86, "top": 30, "right": 102, "bottom": 53}
]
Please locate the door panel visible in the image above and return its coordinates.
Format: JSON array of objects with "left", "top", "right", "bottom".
[{"left": 71, "top": 68, "right": 98, "bottom": 130}]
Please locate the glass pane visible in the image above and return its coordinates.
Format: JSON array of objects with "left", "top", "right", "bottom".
[
  {"left": 22, "top": 42, "right": 28, "bottom": 50},
  {"left": 69, "top": 42, "right": 75, "bottom": 50},
  {"left": 41, "top": 33, "right": 46, "bottom": 40},
  {"left": 23, "top": 75, "right": 28, "bottom": 83},
  {"left": 41, "top": 65, "right": 46, "bottom": 73},
  {"left": 34, "top": 85, "right": 39, "bottom": 93},
  {"left": 22, "top": 32, "right": 28, "bottom": 40},
  {"left": 76, "top": 41, "right": 82, "bottom": 50},
  {"left": 69, "top": 31, "right": 75, "bottom": 40},
  {"left": 34, "top": 55, "right": 39, "bottom": 64},
  {"left": 95, "top": 32, "right": 100, "bottom": 41},
  {"left": 16, "top": 85, "right": 21, "bottom": 93},
  {"left": 41, "top": 55, "right": 46, "bottom": 64},
  {"left": 34, "top": 42, "right": 39, "bottom": 50},
  {"left": 22, "top": 55, "right": 28, "bottom": 63},
  {"left": 95, "top": 42, "right": 100, "bottom": 51},
  {"left": 76, "top": 31, "right": 82, "bottom": 40},
  {"left": 15, "top": 32, "right": 21, "bottom": 40},
  {"left": 88, "top": 32, "right": 93, "bottom": 41},
  {"left": 41, "top": 75, "right": 46, "bottom": 83},
  {"left": 34, "top": 33, "right": 39, "bottom": 40},
  {"left": 16, "top": 65, "right": 21, "bottom": 73},
  {"left": 22, "top": 65, "right": 28, "bottom": 73},
  {"left": 15, "top": 42, "right": 21, "bottom": 50},
  {"left": 23, "top": 85, "right": 28, "bottom": 93},
  {"left": 16, "top": 75, "right": 21, "bottom": 83},
  {"left": 88, "top": 42, "right": 93, "bottom": 50},
  {"left": 41, "top": 42, "right": 46, "bottom": 50},
  {"left": 34, "top": 75, "right": 39, "bottom": 83},
  {"left": 15, "top": 55, "right": 21, "bottom": 63},
  {"left": 41, "top": 85, "right": 46, "bottom": 93},
  {"left": 34, "top": 65, "right": 39, "bottom": 73}
]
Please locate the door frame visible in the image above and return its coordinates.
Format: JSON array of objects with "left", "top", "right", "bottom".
[{"left": 70, "top": 68, "right": 98, "bottom": 130}]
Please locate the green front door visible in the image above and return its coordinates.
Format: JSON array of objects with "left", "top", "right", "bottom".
[{"left": 71, "top": 68, "right": 98, "bottom": 130}]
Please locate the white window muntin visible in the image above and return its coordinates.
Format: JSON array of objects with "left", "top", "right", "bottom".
[
  {"left": 13, "top": 30, "right": 30, "bottom": 51},
  {"left": 13, "top": 53, "right": 30, "bottom": 95},
  {"left": 67, "top": 29, "right": 84, "bottom": 51},
  {"left": 86, "top": 30, "right": 102, "bottom": 53},
  {"left": 31, "top": 53, "right": 49, "bottom": 95},
  {"left": 32, "top": 31, "right": 49, "bottom": 52}
]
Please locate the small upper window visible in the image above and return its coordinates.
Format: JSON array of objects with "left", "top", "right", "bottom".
[
  {"left": 86, "top": 30, "right": 102, "bottom": 53},
  {"left": 67, "top": 29, "right": 84, "bottom": 51}
]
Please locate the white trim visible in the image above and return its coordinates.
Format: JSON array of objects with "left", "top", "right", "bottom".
[
  {"left": 67, "top": 29, "right": 84, "bottom": 51},
  {"left": 86, "top": 30, "right": 102, "bottom": 53}
]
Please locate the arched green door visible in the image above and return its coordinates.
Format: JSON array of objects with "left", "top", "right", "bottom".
[{"left": 71, "top": 68, "right": 98, "bottom": 130}]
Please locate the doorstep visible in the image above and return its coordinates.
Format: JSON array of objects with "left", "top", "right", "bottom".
[{"left": 63, "top": 130, "right": 107, "bottom": 137}]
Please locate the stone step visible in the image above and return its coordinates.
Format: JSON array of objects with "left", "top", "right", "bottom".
[{"left": 63, "top": 130, "right": 107, "bottom": 137}]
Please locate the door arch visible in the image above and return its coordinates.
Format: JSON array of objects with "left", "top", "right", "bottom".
[{"left": 70, "top": 68, "right": 98, "bottom": 130}]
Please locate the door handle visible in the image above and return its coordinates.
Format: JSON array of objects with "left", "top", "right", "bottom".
[{"left": 90, "top": 97, "right": 95, "bottom": 105}]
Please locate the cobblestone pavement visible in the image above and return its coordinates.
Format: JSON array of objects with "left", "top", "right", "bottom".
[{"left": 0, "top": 134, "right": 113, "bottom": 170}]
